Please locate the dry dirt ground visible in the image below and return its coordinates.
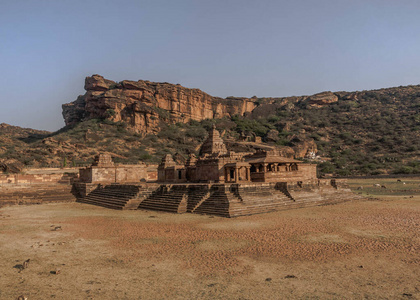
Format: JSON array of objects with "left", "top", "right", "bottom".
[{"left": 1, "top": 179, "right": 419, "bottom": 299}]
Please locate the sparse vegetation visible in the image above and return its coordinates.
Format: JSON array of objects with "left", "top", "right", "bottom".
[{"left": 1, "top": 85, "right": 419, "bottom": 175}]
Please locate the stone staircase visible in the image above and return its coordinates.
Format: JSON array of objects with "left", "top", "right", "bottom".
[
  {"left": 287, "top": 188, "right": 323, "bottom": 209},
  {"left": 71, "top": 181, "right": 364, "bottom": 217},
  {"left": 228, "top": 184, "right": 295, "bottom": 217},
  {"left": 319, "top": 185, "right": 364, "bottom": 204},
  {"left": 137, "top": 185, "right": 188, "bottom": 213},
  {"left": 124, "top": 186, "right": 154, "bottom": 210},
  {"left": 77, "top": 184, "right": 141, "bottom": 210},
  {"left": 187, "top": 185, "right": 211, "bottom": 213},
  {"left": 191, "top": 182, "right": 362, "bottom": 217},
  {"left": 193, "top": 186, "right": 231, "bottom": 217},
  {"left": 288, "top": 183, "right": 362, "bottom": 210}
]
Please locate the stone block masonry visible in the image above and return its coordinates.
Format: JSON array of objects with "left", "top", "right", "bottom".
[{"left": 74, "top": 179, "right": 362, "bottom": 217}]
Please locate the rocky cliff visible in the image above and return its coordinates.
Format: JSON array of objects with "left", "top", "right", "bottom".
[
  {"left": 63, "top": 75, "right": 344, "bottom": 134},
  {"left": 62, "top": 75, "right": 257, "bottom": 134}
]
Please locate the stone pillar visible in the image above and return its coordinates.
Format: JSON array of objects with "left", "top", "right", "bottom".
[
  {"left": 263, "top": 164, "right": 267, "bottom": 172},
  {"left": 247, "top": 167, "right": 251, "bottom": 181},
  {"left": 234, "top": 167, "right": 239, "bottom": 183}
]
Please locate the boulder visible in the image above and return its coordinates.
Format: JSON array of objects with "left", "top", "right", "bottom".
[
  {"left": 307, "top": 91, "right": 338, "bottom": 107},
  {"left": 84, "top": 74, "right": 115, "bottom": 91}
]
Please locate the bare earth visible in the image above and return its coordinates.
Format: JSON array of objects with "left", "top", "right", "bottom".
[{"left": 0, "top": 179, "right": 419, "bottom": 299}]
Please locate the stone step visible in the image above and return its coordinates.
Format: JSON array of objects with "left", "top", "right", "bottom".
[
  {"left": 77, "top": 199, "right": 123, "bottom": 210},
  {"left": 137, "top": 205, "right": 183, "bottom": 213},
  {"left": 88, "top": 191, "right": 137, "bottom": 198},
  {"left": 79, "top": 199, "right": 127, "bottom": 209},
  {"left": 137, "top": 190, "right": 187, "bottom": 213},
  {"left": 86, "top": 192, "right": 133, "bottom": 198},
  {"left": 84, "top": 195, "right": 132, "bottom": 202},
  {"left": 139, "top": 202, "right": 185, "bottom": 208},
  {"left": 81, "top": 196, "right": 125, "bottom": 203},
  {"left": 82, "top": 197, "right": 128, "bottom": 206}
]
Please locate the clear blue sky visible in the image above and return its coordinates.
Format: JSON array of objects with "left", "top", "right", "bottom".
[{"left": 1, "top": 0, "right": 420, "bottom": 131}]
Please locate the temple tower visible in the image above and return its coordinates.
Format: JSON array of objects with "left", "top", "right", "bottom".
[
  {"left": 92, "top": 153, "right": 114, "bottom": 167},
  {"left": 199, "top": 125, "right": 228, "bottom": 156}
]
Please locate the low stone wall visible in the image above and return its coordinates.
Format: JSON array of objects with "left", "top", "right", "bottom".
[
  {"left": 0, "top": 169, "right": 79, "bottom": 207},
  {"left": 79, "top": 164, "right": 157, "bottom": 184},
  {"left": 250, "top": 165, "right": 317, "bottom": 183},
  {"left": 24, "top": 167, "right": 79, "bottom": 175},
  {"left": 0, "top": 173, "right": 78, "bottom": 185},
  {"left": 0, "top": 184, "right": 76, "bottom": 207}
]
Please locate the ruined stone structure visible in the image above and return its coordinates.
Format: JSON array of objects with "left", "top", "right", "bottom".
[
  {"left": 79, "top": 153, "right": 149, "bottom": 183},
  {"left": 73, "top": 128, "right": 362, "bottom": 217},
  {"left": 0, "top": 168, "right": 78, "bottom": 208},
  {"left": 157, "top": 125, "right": 317, "bottom": 184}
]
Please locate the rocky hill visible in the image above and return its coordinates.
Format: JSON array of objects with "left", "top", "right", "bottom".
[
  {"left": 0, "top": 123, "right": 51, "bottom": 172},
  {"left": 62, "top": 75, "right": 347, "bottom": 135},
  {"left": 1, "top": 75, "right": 419, "bottom": 176},
  {"left": 62, "top": 75, "right": 257, "bottom": 134}
]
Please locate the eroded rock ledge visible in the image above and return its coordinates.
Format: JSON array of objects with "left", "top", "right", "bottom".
[
  {"left": 62, "top": 74, "right": 342, "bottom": 134},
  {"left": 62, "top": 75, "right": 257, "bottom": 134}
]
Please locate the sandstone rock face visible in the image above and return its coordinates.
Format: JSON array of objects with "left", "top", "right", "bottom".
[
  {"left": 63, "top": 75, "right": 258, "bottom": 134},
  {"left": 294, "top": 139, "right": 318, "bottom": 159},
  {"left": 307, "top": 91, "right": 338, "bottom": 107},
  {"left": 62, "top": 75, "right": 345, "bottom": 135},
  {"left": 287, "top": 135, "right": 318, "bottom": 159},
  {"left": 84, "top": 74, "right": 115, "bottom": 91}
]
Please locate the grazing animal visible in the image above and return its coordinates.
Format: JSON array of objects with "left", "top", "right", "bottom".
[
  {"left": 397, "top": 179, "right": 401, "bottom": 182},
  {"left": 357, "top": 186, "right": 363, "bottom": 190},
  {"left": 381, "top": 185, "right": 387, "bottom": 189},
  {"left": 52, "top": 226, "right": 62, "bottom": 231},
  {"left": 17, "top": 296, "right": 27, "bottom": 300},
  {"left": 22, "top": 259, "right": 30, "bottom": 270},
  {"left": 374, "top": 184, "right": 381, "bottom": 187}
]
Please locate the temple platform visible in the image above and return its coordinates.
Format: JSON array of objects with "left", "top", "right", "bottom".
[{"left": 73, "top": 179, "right": 363, "bottom": 217}]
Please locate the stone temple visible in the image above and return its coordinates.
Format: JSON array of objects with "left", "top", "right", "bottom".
[
  {"left": 158, "top": 125, "right": 316, "bottom": 184},
  {"left": 73, "top": 127, "right": 361, "bottom": 217}
]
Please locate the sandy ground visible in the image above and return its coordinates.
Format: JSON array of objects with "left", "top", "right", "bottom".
[{"left": 0, "top": 181, "right": 419, "bottom": 299}]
